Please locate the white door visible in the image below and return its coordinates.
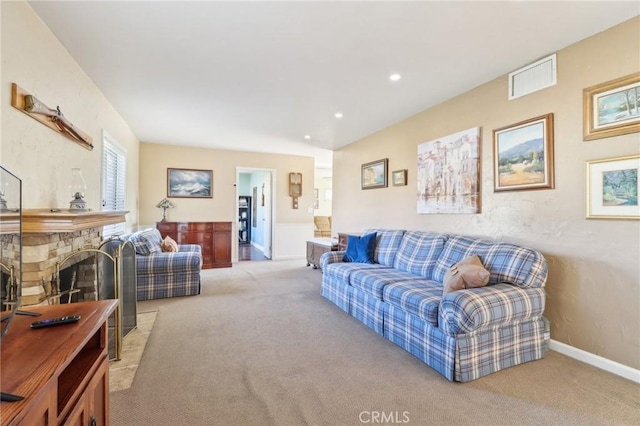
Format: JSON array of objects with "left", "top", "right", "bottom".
[{"left": 263, "top": 173, "right": 272, "bottom": 259}]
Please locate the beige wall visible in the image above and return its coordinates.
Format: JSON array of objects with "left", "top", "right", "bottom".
[
  {"left": 1, "top": 1, "right": 140, "bottom": 229},
  {"left": 138, "top": 143, "right": 315, "bottom": 259},
  {"left": 314, "top": 167, "right": 333, "bottom": 218},
  {"left": 333, "top": 18, "right": 640, "bottom": 369}
]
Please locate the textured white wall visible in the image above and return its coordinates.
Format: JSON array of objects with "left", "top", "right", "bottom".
[
  {"left": 1, "top": 2, "right": 140, "bottom": 229},
  {"left": 332, "top": 17, "right": 640, "bottom": 369}
]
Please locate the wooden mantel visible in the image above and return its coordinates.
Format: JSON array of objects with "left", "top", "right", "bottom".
[{"left": 21, "top": 209, "right": 128, "bottom": 233}]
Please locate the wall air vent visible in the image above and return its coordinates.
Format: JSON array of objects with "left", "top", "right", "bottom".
[{"left": 508, "top": 53, "right": 557, "bottom": 100}]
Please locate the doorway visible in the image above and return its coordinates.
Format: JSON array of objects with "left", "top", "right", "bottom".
[{"left": 236, "top": 168, "right": 274, "bottom": 262}]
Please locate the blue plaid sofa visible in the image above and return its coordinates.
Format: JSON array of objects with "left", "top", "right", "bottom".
[
  {"left": 125, "top": 228, "right": 202, "bottom": 301},
  {"left": 320, "top": 229, "right": 549, "bottom": 382}
]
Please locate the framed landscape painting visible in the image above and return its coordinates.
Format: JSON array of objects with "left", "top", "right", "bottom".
[
  {"left": 587, "top": 154, "right": 639, "bottom": 220},
  {"left": 361, "top": 158, "right": 388, "bottom": 190},
  {"left": 583, "top": 72, "right": 640, "bottom": 141},
  {"left": 167, "top": 168, "right": 213, "bottom": 198},
  {"left": 493, "top": 114, "right": 554, "bottom": 192}
]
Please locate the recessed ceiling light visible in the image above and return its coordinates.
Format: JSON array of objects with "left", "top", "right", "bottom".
[
  {"left": 389, "top": 73, "right": 401, "bottom": 81},
  {"left": 335, "top": 112, "right": 343, "bottom": 119},
  {"left": 304, "top": 135, "right": 311, "bottom": 139}
]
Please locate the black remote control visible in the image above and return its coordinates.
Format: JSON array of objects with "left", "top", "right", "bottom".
[
  {"left": 30, "top": 315, "right": 81, "bottom": 329},
  {"left": 1, "top": 391, "right": 24, "bottom": 402}
]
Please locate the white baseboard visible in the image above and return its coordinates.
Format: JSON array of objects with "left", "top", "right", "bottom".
[
  {"left": 272, "top": 255, "right": 305, "bottom": 261},
  {"left": 550, "top": 339, "right": 640, "bottom": 384}
]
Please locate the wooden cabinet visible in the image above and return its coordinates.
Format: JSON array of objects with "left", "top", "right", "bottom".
[
  {"left": 0, "top": 300, "right": 117, "bottom": 426},
  {"left": 306, "top": 239, "right": 338, "bottom": 270},
  {"left": 157, "top": 221, "right": 232, "bottom": 269}
]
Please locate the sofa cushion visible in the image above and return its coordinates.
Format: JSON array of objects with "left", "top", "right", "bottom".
[
  {"left": 343, "top": 233, "right": 376, "bottom": 263},
  {"left": 383, "top": 280, "right": 442, "bottom": 326},
  {"left": 350, "top": 269, "right": 420, "bottom": 299},
  {"left": 323, "top": 262, "right": 390, "bottom": 284},
  {"left": 442, "top": 255, "right": 490, "bottom": 295},
  {"left": 161, "top": 236, "right": 179, "bottom": 253},
  {"left": 363, "top": 229, "right": 405, "bottom": 267},
  {"left": 433, "top": 235, "right": 548, "bottom": 288},
  {"left": 128, "top": 228, "right": 162, "bottom": 255},
  {"left": 393, "top": 231, "right": 448, "bottom": 279}
]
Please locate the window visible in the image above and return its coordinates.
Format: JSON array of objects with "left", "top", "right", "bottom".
[{"left": 102, "top": 131, "right": 126, "bottom": 237}]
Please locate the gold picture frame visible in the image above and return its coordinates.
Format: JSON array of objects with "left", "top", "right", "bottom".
[
  {"left": 392, "top": 169, "right": 407, "bottom": 186},
  {"left": 583, "top": 72, "right": 640, "bottom": 141},
  {"left": 586, "top": 154, "right": 639, "bottom": 220},
  {"left": 493, "top": 114, "right": 554, "bottom": 192}
]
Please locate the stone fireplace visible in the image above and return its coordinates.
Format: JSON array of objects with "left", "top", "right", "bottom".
[{"left": 14, "top": 209, "right": 128, "bottom": 305}]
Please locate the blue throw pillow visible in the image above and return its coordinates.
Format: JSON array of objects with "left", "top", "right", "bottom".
[{"left": 343, "top": 233, "right": 377, "bottom": 263}]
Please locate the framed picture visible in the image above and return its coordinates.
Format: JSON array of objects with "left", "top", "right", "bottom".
[
  {"left": 314, "top": 188, "right": 319, "bottom": 198},
  {"left": 361, "top": 158, "right": 388, "bottom": 190},
  {"left": 313, "top": 199, "right": 319, "bottom": 209},
  {"left": 493, "top": 113, "right": 554, "bottom": 192},
  {"left": 583, "top": 72, "right": 640, "bottom": 141},
  {"left": 417, "top": 127, "right": 480, "bottom": 214},
  {"left": 587, "top": 154, "right": 639, "bottom": 220},
  {"left": 167, "top": 168, "right": 213, "bottom": 198},
  {"left": 392, "top": 169, "right": 408, "bottom": 186}
]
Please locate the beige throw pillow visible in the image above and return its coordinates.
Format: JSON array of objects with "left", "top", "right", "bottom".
[
  {"left": 161, "top": 236, "right": 179, "bottom": 253},
  {"left": 443, "top": 255, "right": 490, "bottom": 295}
]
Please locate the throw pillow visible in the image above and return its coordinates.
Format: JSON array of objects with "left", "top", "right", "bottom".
[
  {"left": 442, "top": 255, "right": 490, "bottom": 295},
  {"left": 161, "top": 236, "right": 179, "bottom": 253},
  {"left": 343, "top": 233, "right": 376, "bottom": 264}
]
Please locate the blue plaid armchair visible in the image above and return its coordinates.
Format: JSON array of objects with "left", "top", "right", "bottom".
[
  {"left": 320, "top": 230, "right": 549, "bottom": 382},
  {"left": 126, "top": 228, "right": 202, "bottom": 301}
]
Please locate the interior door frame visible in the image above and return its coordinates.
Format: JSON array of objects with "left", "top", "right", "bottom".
[{"left": 235, "top": 167, "right": 276, "bottom": 261}]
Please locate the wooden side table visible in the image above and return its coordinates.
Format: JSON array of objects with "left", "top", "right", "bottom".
[
  {"left": 337, "top": 232, "right": 362, "bottom": 251},
  {"left": 306, "top": 238, "right": 338, "bottom": 269}
]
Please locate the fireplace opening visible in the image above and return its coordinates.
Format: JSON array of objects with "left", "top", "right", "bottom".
[{"left": 1, "top": 270, "right": 16, "bottom": 312}]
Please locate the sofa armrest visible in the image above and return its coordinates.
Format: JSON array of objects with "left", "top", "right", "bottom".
[
  {"left": 438, "top": 284, "right": 545, "bottom": 335},
  {"left": 136, "top": 251, "right": 202, "bottom": 275},
  {"left": 319, "top": 251, "right": 346, "bottom": 270}
]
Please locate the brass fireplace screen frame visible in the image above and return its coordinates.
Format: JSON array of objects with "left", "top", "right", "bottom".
[{"left": 21, "top": 239, "right": 137, "bottom": 361}]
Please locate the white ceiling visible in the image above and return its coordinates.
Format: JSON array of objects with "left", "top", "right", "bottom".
[{"left": 28, "top": 1, "right": 639, "bottom": 168}]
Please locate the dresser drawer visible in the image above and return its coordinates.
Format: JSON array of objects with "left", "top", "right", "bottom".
[
  {"left": 177, "top": 222, "right": 214, "bottom": 232},
  {"left": 177, "top": 232, "right": 213, "bottom": 244},
  {"left": 213, "top": 222, "right": 232, "bottom": 231}
]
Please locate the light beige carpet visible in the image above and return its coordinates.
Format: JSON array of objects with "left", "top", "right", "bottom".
[
  {"left": 109, "top": 310, "right": 157, "bottom": 392},
  {"left": 110, "top": 261, "right": 640, "bottom": 425}
]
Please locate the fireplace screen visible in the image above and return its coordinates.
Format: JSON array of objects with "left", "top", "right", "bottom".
[{"left": 100, "top": 238, "right": 137, "bottom": 340}]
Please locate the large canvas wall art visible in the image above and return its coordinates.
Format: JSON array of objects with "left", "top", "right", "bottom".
[{"left": 417, "top": 127, "right": 480, "bottom": 214}]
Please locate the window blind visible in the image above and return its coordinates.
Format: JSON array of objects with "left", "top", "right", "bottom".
[{"left": 102, "top": 133, "right": 126, "bottom": 237}]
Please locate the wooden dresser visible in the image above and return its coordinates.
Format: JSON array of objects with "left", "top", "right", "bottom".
[
  {"left": 157, "top": 221, "right": 232, "bottom": 269},
  {"left": 0, "top": 300, "right": 118, "bottom": 426}
]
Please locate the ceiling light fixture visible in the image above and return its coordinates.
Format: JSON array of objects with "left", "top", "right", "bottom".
[
  {"left": 335, "top": 112, "right": 343, "bottom": 119},
  {"left": 389, "top": 73, "right": 401, "bottom": 81},
  {"left": 304, "top": 135, "right": 311, "bottom": 139}
]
